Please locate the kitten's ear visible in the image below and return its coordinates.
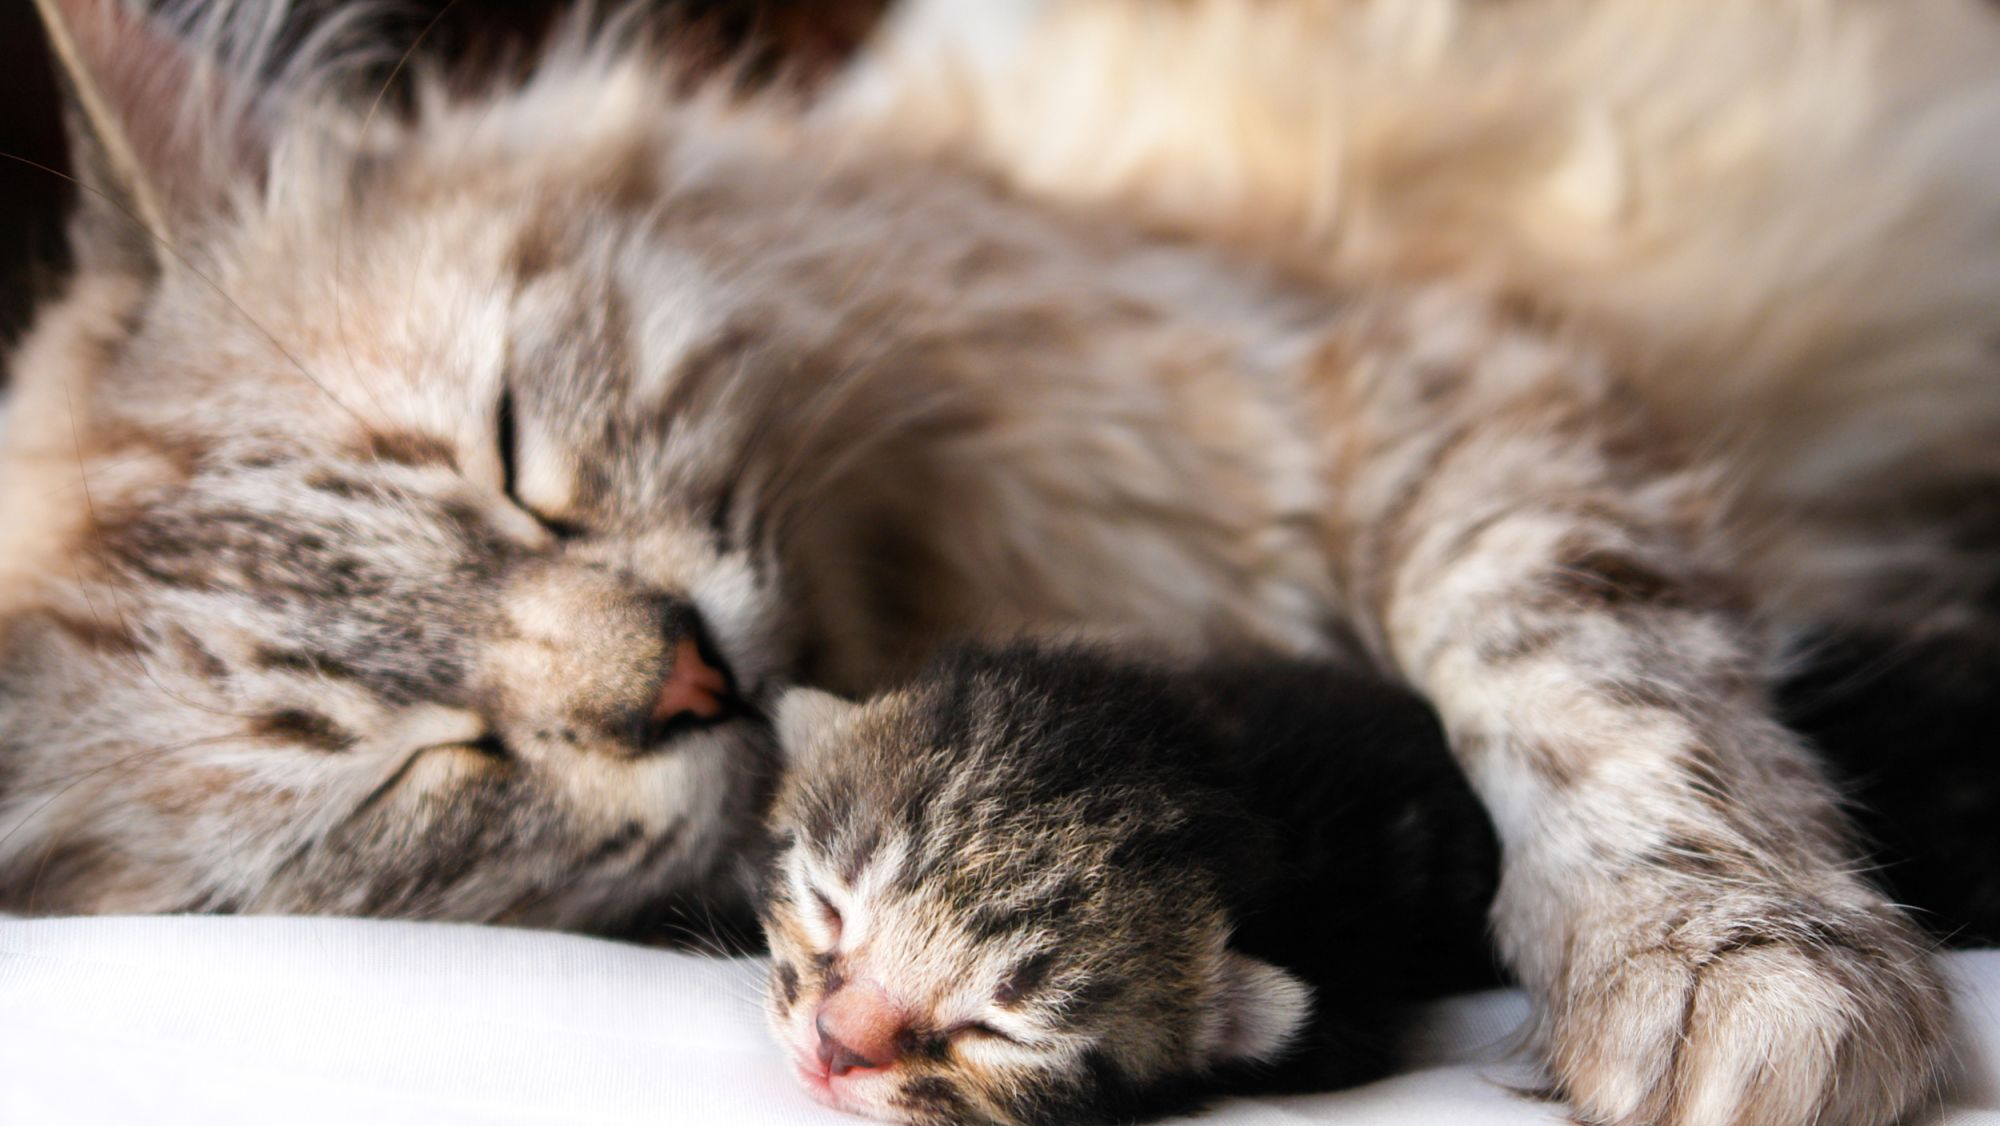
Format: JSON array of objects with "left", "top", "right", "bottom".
[
  {"left": 773, "top": 688, "right": 863, "bottom": 766},
  {"left": 1198, "top": 951, "right": 1313, "bottom": 1067},
  {"left": 33, "top": 0, "right": 270, "bottom": 274}
]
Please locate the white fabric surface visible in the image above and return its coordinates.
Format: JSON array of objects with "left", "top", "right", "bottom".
[{"left": 4, "top": 915, "right": 1999, "bottom": 1124}]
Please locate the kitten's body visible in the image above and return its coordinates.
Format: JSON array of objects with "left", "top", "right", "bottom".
[
  {"left": 1, "top": 2, "right": 1995, "bottom": 1123},
  {"left": 761, "top": 643, "right": 1500, "bottom": 1124},
  {"left": 764, "top": 633, "right": 2000, "bottom": 1124}
]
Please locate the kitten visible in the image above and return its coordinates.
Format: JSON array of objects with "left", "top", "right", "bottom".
[
  {"left": 2, "top": 2, "right": 1991, "bottom": 1122},
  {"left": 760, "top": 628, "right": 2000, "bottom": 1124},
  {"left": 759, "top": 642, "right": 1499, "bottom": 1125}
]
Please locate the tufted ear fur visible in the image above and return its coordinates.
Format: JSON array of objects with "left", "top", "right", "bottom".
[
  {"left": 773, "top": 687, "right": 863, "bottom": 769},
  {"left": 32, "top": 0, "right": 273, "bottom": 275},
  {"left": 1197, "top": 951, "right": 1313, "bottom": 1068}
]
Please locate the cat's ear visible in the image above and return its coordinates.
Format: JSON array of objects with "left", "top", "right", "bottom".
[
  {"left": 1197, "top": 951, "right": 1313, "bottom": 1067},
  {"left": 773, "top": 687, "right": 863, "bottom": 766},
  {"left": 33, "top": 0, "right": 270, "bottom": 274}
]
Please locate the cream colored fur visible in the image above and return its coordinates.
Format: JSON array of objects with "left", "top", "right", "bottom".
[{"left": 849, "top": 0, "right": 2000, "bottom": 627}]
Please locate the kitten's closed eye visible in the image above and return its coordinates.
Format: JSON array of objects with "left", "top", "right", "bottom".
[
  {"left": 944, "top": 1020, "right": 1021, "bottom": 1046},
  {"left": 813, "top": 888, "right": 844, "bottom": 942}
]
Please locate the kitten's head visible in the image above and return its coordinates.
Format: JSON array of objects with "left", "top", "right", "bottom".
[
  {"left": 0, "top": 2, "right": 930, "bottom": 926},
  {"left": 759, "top": 652, "right": 1312, "bottom": 1126}
]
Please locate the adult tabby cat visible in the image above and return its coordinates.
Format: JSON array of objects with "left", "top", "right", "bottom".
[{"left": 3, "top": 2, "right": 1998, "bottom": 1124}]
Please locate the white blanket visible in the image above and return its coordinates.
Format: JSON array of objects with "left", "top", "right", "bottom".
[{"left": 5, "top": 915, "right": 1998, "bottom": 1124}]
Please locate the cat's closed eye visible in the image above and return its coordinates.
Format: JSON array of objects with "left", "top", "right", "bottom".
[
  {"left": 495, "top": 386, "right": 586, "bottom": 540},
  {"left": 458, "top": 735, "right": 514, "bottom": 762},
  {"left": 410, "top": 735, "right": 515, "bottom": 769}
]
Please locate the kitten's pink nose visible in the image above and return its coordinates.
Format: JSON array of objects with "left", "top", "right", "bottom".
[
  {"left": 814, "top": 983, "right": 905, "bottom": 1077},
  {"left": 652, "top": 635, "right": 732, "bottom": 726}
]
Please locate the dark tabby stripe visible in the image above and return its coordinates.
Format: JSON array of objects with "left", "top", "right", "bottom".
[{"left": 250, "top": 708, "right": 355, "bottom": 753}]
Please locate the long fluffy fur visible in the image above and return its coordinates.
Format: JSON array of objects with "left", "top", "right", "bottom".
[{"left": 848, "top": 0, "right": 2000, "bottom": 626}]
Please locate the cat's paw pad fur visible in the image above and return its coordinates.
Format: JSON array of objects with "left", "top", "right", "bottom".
[{"left": 1544, "top": 895, "right": 1951, "bottom": 1126}]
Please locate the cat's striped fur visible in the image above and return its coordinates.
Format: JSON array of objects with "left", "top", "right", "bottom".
[{"left": 2, "top": 2, "right": 1994, "bottom": 1123}]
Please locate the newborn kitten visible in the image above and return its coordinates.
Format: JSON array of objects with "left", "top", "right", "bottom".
[{"left": 759, "top": 642, "right": 1499, "bottom": 1125}]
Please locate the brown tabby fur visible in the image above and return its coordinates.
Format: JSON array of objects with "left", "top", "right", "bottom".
[{"left": 5, "top": 1, "right": 1997, "bottom": 1123}]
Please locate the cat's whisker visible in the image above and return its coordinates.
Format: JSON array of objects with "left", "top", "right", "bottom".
[
  {"left": 53, "top": 372, "right": 256, "bottom": 727},
  {"left": 650, "top": 912, "right": 772, "bottom": 1006},
  {"left": 742, "top": 335, "right": 952, "bottom": 554},
  {"left": 249, "top": 820, "right": 328, "bottom": 910},
  {"left": 0, "top": 150, "right": 363, "bottom": 426},
  {"left": 728, "top": 207, "right": 932, "bottom": 520},
  {"left": 0, "top": 733, "right": 240, "bottom": 868},
  {"left": 752, "top": 269, "right": 929, "bottom": 510},
  {"left": 658, "top": 918, "right": 737, "bottom": 962},
  {"left": 764, "top": 384, "right": 973, "bottom": 554},
  {"left": 336, "top": 0, "right": 464, "bottom": 410},
  {"left": 9, "top": 733, "right": 237, "bottom": 798}
]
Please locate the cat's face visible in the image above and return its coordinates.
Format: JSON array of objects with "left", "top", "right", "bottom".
[
  {"left": 760, "top": 684, "right": 1310, "bottom": 1125},
  {"left": 0, "top": 2, "right": 1228, "bottom": 929},
  {"left": 0, "top": 6, "right": 867, "bottom": 926},
  {"left": 0, "top": 176, "right": 805, "bottom": 927}
]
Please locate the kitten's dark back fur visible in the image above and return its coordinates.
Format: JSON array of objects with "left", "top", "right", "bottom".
[
  {"left": 1192, "top": 658, "right": 1501, "bottom": 1086},
  {"left": 1783, "top": 616, "right": 2000, "bottom": 946},
  {"left": 937, "top": 644, "right": 1504, "bottom": 1089}
]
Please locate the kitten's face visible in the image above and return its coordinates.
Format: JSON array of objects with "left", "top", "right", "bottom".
[{"left": 760, "top": 686, "right": 1309, "bottom": 1125}]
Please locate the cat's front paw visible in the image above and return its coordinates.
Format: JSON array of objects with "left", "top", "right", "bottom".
[{"left": 1542, "top": 889, "right": 1951, "bottom": 1126}]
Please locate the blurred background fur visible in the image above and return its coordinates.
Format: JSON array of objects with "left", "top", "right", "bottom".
[{"left": 0, "top": 0, "right": 892, "bottom": 350}]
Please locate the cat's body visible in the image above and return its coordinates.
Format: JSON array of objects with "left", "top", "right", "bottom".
[
  {"left": 761, "top": 642, "right": 1499, "bottom": 1124},
  {"left": 3, "top": 2, "right": 1998, "bottom": 1123}
]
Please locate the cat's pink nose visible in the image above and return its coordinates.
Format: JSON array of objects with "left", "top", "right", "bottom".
[
  {"left": 652, "top": 635, "right": 732, "bottom": 726},
  {"left": 814, "top": 983, "right": 905, "bottom": 1077}
]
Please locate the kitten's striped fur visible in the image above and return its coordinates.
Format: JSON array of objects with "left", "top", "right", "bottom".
[{"left": 761, "top": 642, "right": 1499, "bottom": 1124}]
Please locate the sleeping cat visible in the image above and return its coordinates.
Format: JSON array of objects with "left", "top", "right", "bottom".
[
  {"left": 760, "top": 641, "right": 1499, "bottom": 1124},
  {"left": 4, "top": 2, "right": 1998, "bottom": 1123}
]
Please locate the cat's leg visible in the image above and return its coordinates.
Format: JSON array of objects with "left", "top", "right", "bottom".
[{"left": 1315, "top": 291, "right": 1951, "bottom": 1126}]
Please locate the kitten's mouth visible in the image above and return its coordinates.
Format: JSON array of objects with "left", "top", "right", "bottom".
[
  {"left": 785, "top": 1009, "right": 902, "bottom": 1118},
  {"left": 786, "top": 1034, "right": 847, "bottom": 1109},
  {"left": 792, "top": 1055, "right": 877, "bottom": 1116},
  {"left": 794, "top": 1061, "right": 835, "bottom": 1096}
]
